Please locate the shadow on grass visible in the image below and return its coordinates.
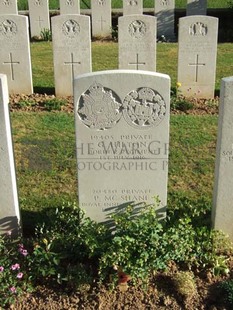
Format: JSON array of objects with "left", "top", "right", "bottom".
[{"left": 20, "top": 196, "right": 78, "bottom": 237}]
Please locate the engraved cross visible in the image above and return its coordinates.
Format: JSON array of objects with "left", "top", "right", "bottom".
[
  {"left": 36, "top": 16, "right": 44, "bottom": 28},
  {"left": 64, "top": 52, "right": 81, "bottom": 80},
  {"left": 98, "top": 16, "right": 106, "bottom": 31},
  {"left": 188, "top": 54, "right": 205, "bottom": 82},
  {"left": 128, "top": 53, "right": 146, "bottom": 70},
  {"left": 3, "top": 52, "right": 20, "bottom": 80}
]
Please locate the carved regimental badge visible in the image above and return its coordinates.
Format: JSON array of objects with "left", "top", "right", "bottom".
[
  {"left": 34, "top": 0, "right": 42, "bottom": 5},
  {"left": 189, "top": 22, "right": 208, "bottom": 36},
  {"left": 65, "top": 0, "right": 74, "bottom": 5},
  {"left": 127, "top": 0, "right": 138, "bottom": 5},
  {"left": 97, "top": 0, "right": 105, "bottom": 5},
  {"left": 78, "top": 82, "right": 123, "bottom": 130},
  {"left": 0, "top": 19, "right": 17, "bottom": 37},
  {"left": 3, "top": 0, "right": 11, "bottom": 6},
  {"left": 128, "top": 20, "right": 146, "bottom": 39},
  {"left": 123, "top": 87, "right": 166, "bottom": 129},
  {"left": 62, "top": 20, "right": 80, "bottom": 38},
  {"left": 160, "top": 0, "right": 170, "bottom": 5}
]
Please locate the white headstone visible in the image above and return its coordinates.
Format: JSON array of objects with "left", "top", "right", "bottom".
[
  {"left": 59, "top": 0, "right": 80, "bottom": 15},
  {"left": 0, "top": 15, "right": 33, "bottom": 94},
  {"left": 186, "top": 0, "right": 207, "bottom": 16},
  {"left": 212, "top": 77, "right": 233, "bottom": 241},
  {"left": 91, "top": 0, "right": 112, "bottom": 38},
  {"left": 123, "top": 0, "right": 143, "bottom": 15},
  {"left": 28, "top": 0, "right": 50, "bottom": 38},
  {"left": 177, "top": 16, "right": 218, "bottom": 98},
  {"left": 52, "top": 14, "right": 92, "bottom": 97},
  {"left": 154, "top": 0, "right": 175, "bottom": 40},
  {"left": 0, "top": 74, "right": 20, "bottom": 235},
  {"left": 0, "top": 0, "right": 18, "bottom": 14},
  {"left": 118, "top": 15, "right": 157, "bottom": 71},
  {"left": 74, "top": 70, "right": 170, "bottom": 224}
]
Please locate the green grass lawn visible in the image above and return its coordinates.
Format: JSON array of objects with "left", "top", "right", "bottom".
[{"left": 11, "top": 112, "right": 217, "bottom": 232}]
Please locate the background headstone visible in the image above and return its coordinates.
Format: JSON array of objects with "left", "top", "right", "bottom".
[
  {"left": 0, "top": 0, "right": 18, "bottom": 15},
  {"left": 186, "top": 0, "right": 207, "bottom": 16},
  {"left": 0, "top": 15, "right": 33, "bottom": 94},
  {"left": 154, "top": 0, "right": 175, "bottom": 40},
  {"left": 118, "top": 15, "right": 157, "bottom": 71},
  {"left": 74, "top": 70, "right": 170, "bottom": 224},
  {"left": 177, "top": 16, "right": 218, "bottom": 98},
  {"left": 212, "top": 76, "right": 233, "bottom": 241},
  {"left": 0, "top": 74, "right": 21, "bottom": 235},
  {"left": 59, "top": 0, "right": 80, "bottom": 15},
  {"left": 52, "top": 14, "right": 92, "bottom": 96},
  {"left": 28, "top": 0, "right": 50, "bottom": 38},
  {"left": 123, "top": 0, "right": 143, "bottom": 15},
  {"left": 91, "top": 0, "right": 112, "bottom": 38}
]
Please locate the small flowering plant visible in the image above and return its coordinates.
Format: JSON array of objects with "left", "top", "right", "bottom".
[
  {"left": 0, "top": 233, "right": 32, "bottom": 307},
  {"left": 170, "top": 82, "right": 194, "bottom": 112}
]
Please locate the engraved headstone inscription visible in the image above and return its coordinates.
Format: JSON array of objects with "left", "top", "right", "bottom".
[
  {"left": 52, "top": 14, "right": 92, "bottom": 96},
  {"left": 0, "top": 0, "right": 18, "bottom": 15},
  {"left": 212, "top": 77, "right": 233, "bottom": 241},
  {"left": 74, "top": 70, "right": 170, "bottom": 224},
  {"left": 91, "top": 0, "right": 112, "bottom": 38},
  {"left": 0, "top": 15, "right": 33, "bottom": 94},
  {"left": 154, "top": 0, "right": 175, "bottom": 40},
  {"left": 186, "top": 0, "right": 207, "bottom": 16},
  {"left": 123, "top": 0, "right": 143, "bottom": 16},
  {"left": 118, "top": 15, "right": 157, "bottom": 71},
  {"left": 28, "top": 0, "right": 50, "bottom": 38},
  {"left": 177, "top": 16, "right": 218, "bottom": 98},
  {"left": 0, "top": 74, "right": 21, "bottom": 235},
  {"left": 59, "top": 0, "right": 80, "bottom": 15}
]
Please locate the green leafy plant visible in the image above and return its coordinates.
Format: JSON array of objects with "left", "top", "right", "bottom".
[
  {"left": 28, "top": 203, "right": 109, "bottom": 289},
  {"left": 219, "top": 279, "right": 233, "bottom": 306},
  {"left": 170, "top": 83, "right": 194, "bottom": 112},
  {"left": 17, "top": 99, "right": 37, "bottom": 108},
  {"left": 111, "top": 25, "right": 118, "bottom": 41},
  {"left": 43, "top": 98, "right": 66, "bottom": 111},
  {"left": 40, "top": 28, "right": 52, "bottom": 41}
]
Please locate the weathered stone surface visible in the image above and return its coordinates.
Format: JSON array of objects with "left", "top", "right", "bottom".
[
  {"left": 0, "top": 74, "right": 20, "bottom": 235},
  {"left": 212, "top": 76, "right": 233, "bottom": 241},
  {"left": 177, "top": 15, "right": 218, "bottom": 98},
  {"left": 0, "top": 15, "right": 33, "bottom": 94},
  {"left": 52, "top": 14, "right": 92, "bottom": 96},
  {"left": 118, "top": 15, "right": 157, "bottom": 71},
  {"left": 74, "top": 70, "right": 170, "bottom": 224}
]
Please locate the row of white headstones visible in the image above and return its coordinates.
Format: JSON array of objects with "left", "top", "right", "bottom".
[
  {"left": 0, "top": 0, "right": 208, "bottom": 21},
  {"left": 0, "top": 69, "right": 233, "bottom": 241},
  {"left": 0, "top": 13, "right": 218, "bottom": 99}
]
